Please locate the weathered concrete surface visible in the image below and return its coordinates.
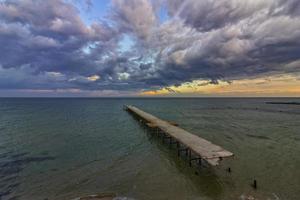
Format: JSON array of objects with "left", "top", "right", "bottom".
[{"left": 126, "top": 105, "right": 233, "bottom": 166}]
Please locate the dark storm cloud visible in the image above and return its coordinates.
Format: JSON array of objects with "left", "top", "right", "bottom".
[
  {"left": 0, "top": 0, "right": 121, "bottom": 90},
  {"left": 0, "top": 0, "right": 300, "bottom": 93},
  {"left": 148, "top": 0, "right": 300, "bottom": 86},
  {"left": 110, "top": 0, "right": 157, "bottom": 41}
]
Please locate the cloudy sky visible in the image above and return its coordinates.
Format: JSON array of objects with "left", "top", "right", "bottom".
[{"left": 0, "top": 0, "right": 300, "bottom": 97}]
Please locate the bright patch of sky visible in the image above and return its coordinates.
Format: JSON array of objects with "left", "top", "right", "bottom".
[
  {"left": 158, "top": 4, "right": 169, "bottom": 23},
  {"left": 118, "top": 35, "right": 135, "bottom": 53},
  {"left": 82, "top": 42, "right": 98, "bottom": 54},
  {"left": 72, "top": 0, "right": 111, "bottom": 25},
  {"left": 75, "top": 1, "right": 135, "bottom": 53}
]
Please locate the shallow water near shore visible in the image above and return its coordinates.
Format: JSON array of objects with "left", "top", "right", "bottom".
[{"left": 0, "top": 98, "right": 299, "bottom": 200}]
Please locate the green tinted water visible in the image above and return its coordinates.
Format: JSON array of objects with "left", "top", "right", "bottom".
[{"left": 0, "top": 98, "right": 299, "bottom": 200}]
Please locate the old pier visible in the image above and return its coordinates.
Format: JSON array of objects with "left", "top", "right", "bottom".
[{"left": 125, "top": 105, "right": 233, "bottom": 166}]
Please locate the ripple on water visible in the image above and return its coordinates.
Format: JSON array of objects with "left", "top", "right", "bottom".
[
  {"left": 245, "top": 134, "right": 270, "bottom": 140},
  {"left": 0, "top": 151, "right": 55, "bottom": 199},
  {"left": 73, "top": 193, "right": 135, "bottom": 200}
]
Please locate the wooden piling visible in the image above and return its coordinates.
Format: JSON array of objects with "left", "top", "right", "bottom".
[{"left": 125, "top": 105, "right": 234, "bottom": 166}]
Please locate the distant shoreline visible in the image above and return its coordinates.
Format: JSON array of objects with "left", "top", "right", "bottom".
[{"left": 266, "top": 102, "right": 300, "bottom": 105}]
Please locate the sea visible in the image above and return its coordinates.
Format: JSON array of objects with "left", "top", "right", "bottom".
[{"left": 0, "top": 98, "right": 299, "bottom": 200}]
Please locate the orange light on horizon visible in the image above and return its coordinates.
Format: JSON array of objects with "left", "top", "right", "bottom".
[{"left": 139, "top": 74, "right": 300, "bottom": 97}]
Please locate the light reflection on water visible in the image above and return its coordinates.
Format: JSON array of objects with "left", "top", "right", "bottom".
[{"left": 0, "top": 98, "right": 299, "bottom": 200}]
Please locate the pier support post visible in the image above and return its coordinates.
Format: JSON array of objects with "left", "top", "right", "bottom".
[
  {"left": 162, "top": 133, "right": 165, "bottom": 143},
  {"left": 188, "top": 149, "right": 192, "bottom": 167},
  {"left": 198, "top": 158, "right": 202, "bottom": 166},
  {"left": 177, "top": 148, "right": 188, "bottom": 157},
  {"left": 162, "top": 135, "right": 172, "bottom": 145},
  {"left": 253, "top": 180, "right": 257, "bottom": 189}
]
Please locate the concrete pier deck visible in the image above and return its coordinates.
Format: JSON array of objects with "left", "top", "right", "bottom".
[{"left": 125, "top": 105, "right": 233, "bottom": 166}]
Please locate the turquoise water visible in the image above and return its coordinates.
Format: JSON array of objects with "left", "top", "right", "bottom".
[{"left": 0, "top": 98, "right": 299, "bottom": 200}]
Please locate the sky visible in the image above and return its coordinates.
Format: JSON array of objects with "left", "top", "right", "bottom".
[{"left": 0, "top": 0, "right": 300, "bottom": 97}]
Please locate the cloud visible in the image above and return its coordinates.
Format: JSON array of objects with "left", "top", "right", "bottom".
[
  {"left": 111, "top": 0, "right": 157, "bottom": 41},
  {"left": 166, "top": 0, "right": 273, "bottom": 31},
  {"left": 0, "top": 0, "right": 300, "bottom": 96},
  {"left": 147, "top": 0, "right": 300, "bottom": 86},
  {"left": 0, "top": 0, "right": 120, "bottom": 88}
]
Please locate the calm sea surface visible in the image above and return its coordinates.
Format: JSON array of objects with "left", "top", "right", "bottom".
[{"left": 0, "top": 98, "right": 299, "bottom": 200}]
